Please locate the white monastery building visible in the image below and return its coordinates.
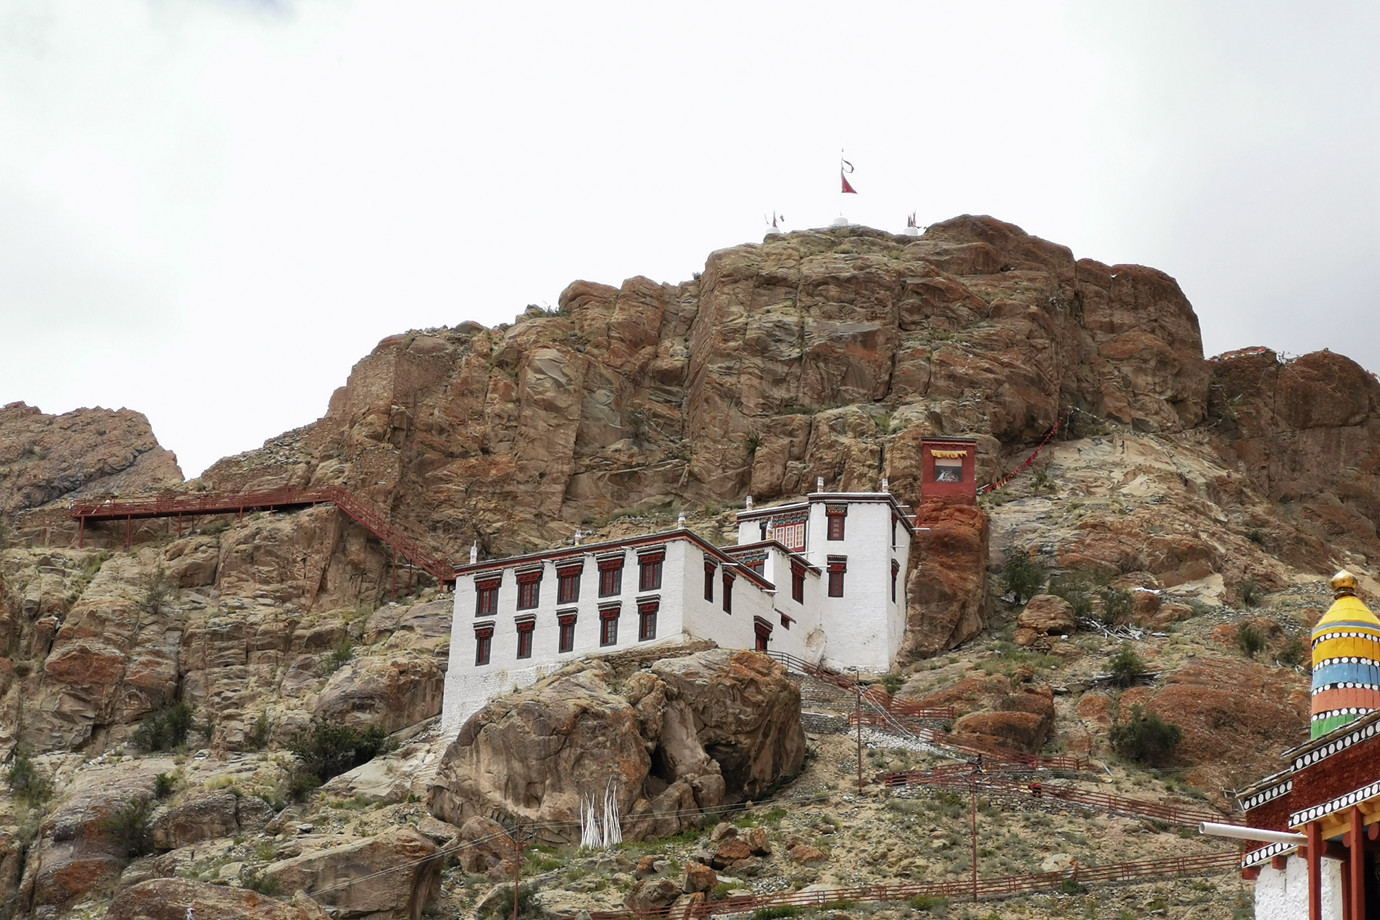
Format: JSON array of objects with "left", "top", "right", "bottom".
[{"left": 440, "top": 487, "right": 916, "bottom": 737}]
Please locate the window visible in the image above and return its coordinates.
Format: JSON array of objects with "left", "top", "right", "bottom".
[
  {"left": 826, "top": 506, "right": 847, "bottom": 541},
  {"left": 557, "top": 565, "right": 582, "bottom": 604},
  {"left": 754, "top": 616, "right": 772, "bottom": 652},
  {"left": 892, "top": 560, "right": 900, "bottom": 603},
  {"left": 935, "top": 458, "right": 963, "bottom": 482},
  {"left": 703, "top": 560, "right": 715, "bottom": 601},
  {"left": 475, "top": 577, "right": 500, "bottom": 617},
  {"left": 747, "top": 558, "right": 764, "bottom": 575},
  {"left": 891, "top": 516, "right": 897, "bottom": 548},
  {"left": 638, "top": 551, "right": 664, "bottom": 591},
  {"left": 515, "top": 618, "right": 535, "bottom": 659},
  {"left": 599, "top": 605, "right": 620, "bottom": 646},
  {"left": 827, "top": 556, "right": 847, "bottom": 598},
  {"left": 638, "top": 599, "right": 659, "bottom": 641},
  {"left": 791, "top": 562, "right": 806, "bottom": 604},
  {"left": 598, "top": 557, "right": 623, "bottom": 597},
  {"left": 722, "top": 572, "right": 735, "bottom": 613},
  {"left": 558, "top": 611, "right": 577, "bottom": 653},
  {"left": 516, "top": 569, "right": 542, "bottom": 610},
  {"left": 474, "top": 625, "right": 493, "bottom": 666}
]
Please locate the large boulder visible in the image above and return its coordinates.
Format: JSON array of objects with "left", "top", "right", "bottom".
[
  {"left": 428, "top": 649, "right": 805, "bottom": 842},
  {"left": 262, "top": 826, "right": 440, "bottom": 920},
  {"left": 107, "top": 878, "right": 330, "bottom": 920},
  {"left": 315, "top": 652, "right": 443, "bottom": 733},
  {"left": 1014, "top": 594, "right": 1077, "bottom": 646}
]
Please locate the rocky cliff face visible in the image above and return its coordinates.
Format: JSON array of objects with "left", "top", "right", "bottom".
[
  {"left": 3, "top": 216, "right": 1380, "bottom": 919},
  {"left": 0, "top": 403, "right": 182, "bottom": 518},
  {"left": 193, "top": 217, "right": 1208, "bottom": 557}
]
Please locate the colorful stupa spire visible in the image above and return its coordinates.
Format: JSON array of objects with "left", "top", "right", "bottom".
[{"left": 1310, "top": 570, "right": 1380, "bottom": 737}]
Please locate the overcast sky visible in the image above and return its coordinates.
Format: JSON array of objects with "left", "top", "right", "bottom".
[{"left": 2, "top": 1, "right": 1377, "bottom": 478}]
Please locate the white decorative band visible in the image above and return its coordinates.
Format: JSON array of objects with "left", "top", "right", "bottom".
[{"left": 1290, "top": 779, "right": 1380, "bottom": 828}]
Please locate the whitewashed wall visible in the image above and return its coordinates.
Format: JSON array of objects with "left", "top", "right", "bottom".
[{"left": 1254, "top": 855, "right": 1343, "bottom": 920}]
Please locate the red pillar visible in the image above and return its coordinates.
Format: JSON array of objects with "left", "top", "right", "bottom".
[
  {"left": 1353, "top": 806, "right": 1366, "bottom": 920},
  {"left": 1309, "top": 820, "right": 1324, "bottom": 920}
]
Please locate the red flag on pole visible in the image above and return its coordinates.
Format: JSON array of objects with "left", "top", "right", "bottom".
[{"left": 840, "top": 158, "right": 857, "bottom": 194}]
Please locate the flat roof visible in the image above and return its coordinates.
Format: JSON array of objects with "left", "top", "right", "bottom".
[{"left": 736, "top": 491, "right": 916, "bottom": 536}]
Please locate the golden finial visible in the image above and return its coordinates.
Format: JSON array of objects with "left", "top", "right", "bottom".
[{"left": 1332, "top": 570, "right": 1359, "bottom": 598}]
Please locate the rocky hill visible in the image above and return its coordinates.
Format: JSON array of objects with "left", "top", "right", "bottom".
[{"left": 1, "top": 215, "right": 1378, "bottom": 919}]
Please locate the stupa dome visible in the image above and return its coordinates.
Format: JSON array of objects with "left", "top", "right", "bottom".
[{"left": 1311, "top": 571, "right": 1380, "bottom": 737}]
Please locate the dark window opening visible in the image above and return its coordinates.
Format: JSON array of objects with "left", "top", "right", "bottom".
[
  {"left": 600, "top": 607, "right": 619, "bottom": 646},
  {"left": 516, "top": 620, "right": 535, "bottom": 659},
  {"left": 557, "top": 567, "right": 582, "bottom": 604},
  {"left": 558, "top": 613, "right": 577, "bottom": 653},
  {"left": 722, "top": 572, "right": 735, "bottom": 613},
  {"left": 639, "top": 552, "right": 664, "bottom": 592},
  {"left": 703, "top": 560, "right": 715, "bottom": 601},
  {"left": 598, "top": 558, "right": 623, "bottom": 597},
  {"left": 638, "top": 601, "right": 658, "bottom": 641},
  {"left": 475, "top": 579, "right": 500, "bottom": 617}
]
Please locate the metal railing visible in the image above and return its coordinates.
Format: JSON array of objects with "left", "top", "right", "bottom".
[{"left": 69, "top": 486, "right": 456, "bottom": 584}]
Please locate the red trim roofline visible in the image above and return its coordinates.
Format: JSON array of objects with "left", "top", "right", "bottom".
[{"left": 454, "top": 529, "right": 776, "bottom": 592}]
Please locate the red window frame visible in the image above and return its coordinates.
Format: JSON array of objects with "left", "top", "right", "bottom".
[
  {"left": 516, "top": 570, "right": 542, "bottom": 610},
  {"left": 598, "top": 557, "right": 623, "bottom": 597},
  {"left": 827, "top": 557, "right": 847, "bottom": 598},
  {"left": 826, "top": 507, "right": 847, "bottom": 541},
  {"left": 891, "top": 559, "right": 900, "bottom": 603},
  {"left": 599, "top": 605, "right": 620, "bottom": 647},
  {"left": 475, "top": 577, "right": 500, "bottom": 617},
  {"left": 474, "top": 625, "right": 493, "bottom": 666},
  {"left": 722, "top": 572, "right": 735, "bottom": 614},
  {"left": 557, "top": 566, "right": 582, "bottom": 604},
  {"left": 558, "top": 612, "right": 577, "bottom": 653},
  {"left": 753, "top": 616, "right": 772, "bottom": 652},
  {"left": 703, "top": 560, "right": 715, "bottom": 601},
  {"left": 515, "top": 618, "right": 535, "bottom": 659},
  {"left": 638, "top": 599, "right": 659, "bottom": 641},
  {"left": 791, "top": 562, "right": 805, "bottom": 603},
  {"left": 638, "top": 551, "right": 664, "bottom": 591}
]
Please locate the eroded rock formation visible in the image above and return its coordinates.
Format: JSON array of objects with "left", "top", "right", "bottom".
[{"left": 427, "top": 649, "right": 805, "bottom": 842}]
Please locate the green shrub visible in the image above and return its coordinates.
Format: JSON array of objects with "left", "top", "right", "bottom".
[
  {"left": 1110, "top": 704, "right": 1182, "bottom": 766},
  {"left": 1099, "top": 587, "right": 1133, "bottom": 625},
  {"left": 1236, "top": 578, "right": 1263, "bottom": 607},
  {"left": 1276, "top": 636, "right": 1309, "bottom": 669},
  {"left": 286, "top": 718, "right": 391, "bottom": 793},
  {"left": 881, "top": 672, "right": 905, "bottom": 695},
  {"left": 326, "top": 637, "right": 355, "bottom": 672},
  {"left": 1058, "top": 878, "right": 1088, "bottom": 894},
  {"left": 139, "top": 564, "right": 177, "bottom": 616},
  {"left": 6, "top": 746, "right": 53, "bottom": 806},
  {"left": 1108, "top": 643, "right": 1145, "bottom": 688},
  {"left": 248, "top": 711, "right": 273, "bottom": 750},
  {"left": 1237, "top": 622, "right": 1266, "bottom": 659},
  {"left": 909, "top": 893, "right": 950, "bottom": 911},
  {"left": 1049, "top": 572, "right": 1096, "bottom": 618},
  {"left": 486, "top": 882, "right": 538, "bottom": 919},
  {"left": 132, "top": 701, "right": 197, "bottom": 753},
  {"left": 1003, "top": 554, "right": 1044, "bottom": 604},
  {"left": 751, "top": 908, "right": 801, "bottom": 920},
  {"left": 153, "top": 772, "right": 177, "bottom": 800},
  {"left": 244, "top": 871, "right": 281, "bottom": 895},
  {"left": 102, "top": 798, "right": 155, "bottom": 858}
]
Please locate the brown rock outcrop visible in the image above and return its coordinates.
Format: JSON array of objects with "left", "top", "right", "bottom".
[
  {"left": 1129, "top": 656, "right": 1310, "bottom": 804},
  {"left": 904, "top": 673, "right": 1056, "bottom": 754},
  {"left": 107, "top": 879, "right": 330, "bottom": 920},
  {"left": 315, "top": 652, "right": 443, "bottom": 733},
  {"left": 0, "top": 402, "right": 182, "bottom": 520},
  {"left": 1014, "top": 594, "right": 1077, "bottom": 646},
  {"left": 427, "top": 649, "right": 804, "bottom": 842},
  {"left": 905, "top": 502, "right": 992, "bottom": 659},
  {"left": 262, "top": 826, "right": 440, "bottom": 920}
]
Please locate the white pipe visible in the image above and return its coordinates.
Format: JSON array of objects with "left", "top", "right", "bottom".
[{"left": 1200, "top": 821, "right": 1307, "bottom": 845}]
